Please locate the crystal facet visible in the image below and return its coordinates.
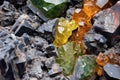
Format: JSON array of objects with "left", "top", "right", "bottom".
[
  {"left": 56, "top": 42, "right": 82, "bottom": 76},
  {"left": 30, "top": 0, "right": 68, "bottom": 19},
  {"left": 72, "top": 55, "right": 97, "bottom": 80},
  {"left": 70, "top": 0, "right": 115, "bottom": 48},
  {"left": 53, "top": 18, "right": 78, "bottom": 47},
  {"left": 96, "top": 53, "right": 109, "bottom": 66}
]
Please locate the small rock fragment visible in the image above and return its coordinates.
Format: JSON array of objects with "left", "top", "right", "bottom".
[
  {"left": 93, "top": 1, "right": 120, "bottom": 33},
  {"left": 104, "top": 63, "right": 120, "bottom": 80},
  {"left": 14, "top": 20, "right": 36, "bottom": 37},
  {"left": 37, "top": 18, "right": 58, "bottom": 35},
  {"left": 48, "top": 63, "right": 62, "bottom": 76}
]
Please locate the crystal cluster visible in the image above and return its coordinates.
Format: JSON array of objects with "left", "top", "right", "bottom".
[
  {"left": 72, "top": 55, "right": 97, "bottom": 80},
  {"left": 53, "top": 18, "right": 78, "bottom": 47},
  {"left": 70, "top": 0, "right": 115, "bottom": 48},
  {"left": 30, "top": 0, "right": 68, "bottom": 19},
  {"left": 56, "top": 42, "right": 82, "bottom": 76}
]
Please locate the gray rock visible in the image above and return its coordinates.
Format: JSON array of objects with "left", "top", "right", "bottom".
[
  {"left": 22, "top": 33, "right": 31, "bottom": 45},
  {"left": 1, "top": 1, "right": 16, "bottom": 11},
  {"left": 104, "top": 63, "right": 120, "bottom": 80},
  {"left": 14, "top": 20, "right": 36, "bottom": 36},
  {"left": 28, "top": 58, "right": 43, "bottom": 79},
  {"left": 48, "top": 63, "right": 62, "bottom": 76},
  {"left": 37, "top": 18, "right": 58, "bottom": 35},
  {"left": 93, "top": 1, "right": 120, "bottom": 33},
  {"left": 66, "top": 8, "right": 75, "bottom": 20},
  {"left": 45, "top": 57, "right": 55, "bottom": 69},
  {"left": 84, "top": 30, "right": 107, "bottom": 54}
]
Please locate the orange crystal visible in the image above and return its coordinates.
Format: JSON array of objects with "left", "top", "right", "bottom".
[
  {"left": 71, "top": 0, "right": 116, "bottom": 48},
  {"left": 96, "top": 53, "right": 109, "bottom": 66},
  {"left": 97, "top": 66, "right": 103, "bottom": 76}
]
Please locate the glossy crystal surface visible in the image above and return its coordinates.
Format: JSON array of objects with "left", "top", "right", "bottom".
[
  {"left": 56, "top": 42, "right": 82, "bottom": 76},
  {"left": 72, "top": 55, "right": 97, "bottom": 80},
  {"left": 71, "top": 0, "right": 114, "bottom": 48},
  {"left": 30, "top": 0, "right": 68, "bottom": 18},
  {"left": 53, "top": 18, "right": 78, "bottom": 47}
]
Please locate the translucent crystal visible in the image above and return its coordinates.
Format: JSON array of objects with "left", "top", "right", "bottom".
[
  {"left": 30, "top": 0, "right": 68, "bottom": 19},
  {"left": 72, "top": 55, "right": 97, "bottom": 80},
  {"left": 97, "top": 66, "right": 103, "bottom": 76},
  {"left": 71, "top": 0, "right": 115, "bottom": 48},
  {"left": 53, "top": 18, "right": 78, "bottom": 47},
  {"left": 56, "top": 42, "right": 82, "bottom": 76},
  {"left": 96, "top": 53, "right": 109, "bottom": 66}
]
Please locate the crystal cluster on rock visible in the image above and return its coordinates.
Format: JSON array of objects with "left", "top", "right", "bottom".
[
  {"left": 70, "top": 0, "right": 116, "bottom": 48},
  {"left": 71, "top": 55, "right": 97, "bottom": 80},
  {"left": 29, "top": 0, "right": 69, "bottom": 20},
  {"left": 53, "top": 17, "right": 78, "bottom": 47},
  {"left": 1, "top": 0, "right": 120, "bottom": 80},
  {"left": 56, "top": 42, "right": 82, "bottom": 76}
]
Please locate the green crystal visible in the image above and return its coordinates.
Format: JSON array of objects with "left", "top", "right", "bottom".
[
  {"left": 30, "top": 0, "right": 68, "bottom": 18},
  {"left": 56, "top": 42, "right": 82, "bottom": 76},
  {"left": 72, "top": 55, "right": 97, "bottom": 80}
]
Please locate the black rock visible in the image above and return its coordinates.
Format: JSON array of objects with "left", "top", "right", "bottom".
[
  {"left": 0, "top": 0, "right": 4, "bottom": 5},
  {"left": 0, "top": 17, "right": 15, "bottom": 27},
  {"left": 40, "top": 32, "right": 54, "bottom": 43},
  {"left": 22, "top": 33, "right": 31, "bottom": 46},
  {"left": 46, "top": 45, "right": 55, "bottom": 52},
  {"left": 45, "top": 44, "right": 57, "bottom": 58},
  {"left": 14, "top": 20, "right": 36, "bottom": 37},
  {"left": 104, "top": 63, "right": 120, "bottom": 80},
  {"left": 16, "top": 62, "right": 26, "bottom": 78},
  {"left": 6, "top": 0, "right": 27, "bottom": 8},
  {"left": 70, "top": 0, "right": 83, "bottom": 7},
  {"left": 84, "top": 30, "right": 107, "bottom": 54}
]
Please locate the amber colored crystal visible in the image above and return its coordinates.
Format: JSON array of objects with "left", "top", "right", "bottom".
[
  {"left": 96, "top": 53, "right": 109, "bottom": 66},
  {"left": 107, "top": 53, "right": 120, "bottom": 66},
  {"left": 83, "top": 0, "right": 100, "bottom": 18},
  {"left": 71, "top": 0, "right": 115, "bottom": 48},
  {"left": 97, "top": 66, "right": 103, "bottom": 76}
]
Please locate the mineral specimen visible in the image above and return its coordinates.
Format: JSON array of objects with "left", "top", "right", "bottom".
[
  {"left": 56, "top": 42, "right": 82, "bottom": 76},
  {"left": 84, "top": 30, "right": 107, "bottom": 54},
  {"left": 70, "top": 0, "right": 116, "bottom": 48},
  {"left": 71, "top": 55, "right": 97, "bottom": 80},
  {"left": 53, "top": 17, "right": 78, "bottom": 47},
  {"left": 93, "top": 1, "right": 120, "bottom": 33},
  {"left": 96, "top": 53, "right": 109, "bottom": 66},
  {"left": 104, "top": 63, "right": 120, "bottom": 80},
  {"left": 30, "top": 0, "right": 69, "bottom": 19}
]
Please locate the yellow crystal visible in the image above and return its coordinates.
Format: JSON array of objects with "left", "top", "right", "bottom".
[{"left": 53, "top": 18, "right": 78, "bottom": 47}]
